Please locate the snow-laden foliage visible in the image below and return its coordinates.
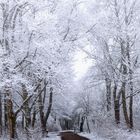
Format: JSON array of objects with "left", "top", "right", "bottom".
[{"left": 1, "top": 0, "right": 140, "bottom": 139}]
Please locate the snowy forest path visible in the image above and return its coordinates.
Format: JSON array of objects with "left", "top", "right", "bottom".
[{"left": 42, "top": 132, "right": 107, "bottom": 140}]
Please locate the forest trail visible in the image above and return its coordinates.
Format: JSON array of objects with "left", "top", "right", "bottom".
[{"left": 42, "top": 132, "right": 107, "bottom": 140}]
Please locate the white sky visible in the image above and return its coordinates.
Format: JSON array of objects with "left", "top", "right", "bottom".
[
  {"left": 73, "top": 48, "right": 92, "bottom": 81},
  {"left": 71, "top": 0, "right": 97, "bottom": 81}
]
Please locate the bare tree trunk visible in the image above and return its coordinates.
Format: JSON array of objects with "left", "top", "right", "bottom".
[
  {"left": 22, "top": 84, "right": 31, "bottom": 139},
  {"left": 4, "top": 93, "right": 8, "bottom": 131},
  {"left": 113, "top": 83, "right": 117, "bottom": 122},
  {"left": 113, "top": 83, "right": 121, "bottom": 124},
  {"left": 103, "top": 42, "right": 112, "bottom": 112},
  {"left": 127, "top": 37, "right": 134, "bottom": 129},
  {"left": 0, "top": 93, "right": 2, "bottom": 136},
  {"left": 105, "top": 78, "right": 112, "bottom": 112},
  {"left": 22, "top": 113, "right": 24, "bottom": 129},
  {"left": 44, "top": 87, "right": 53, "bottom": 124},
  {"left": 128, "top": 65, "right": 133, "bottom": 129},
  {"left": 129, "top": 94, "right": 133, "bottom": 129},
  {"left": 114, "top": 99, "right": 120, "bottom": 124},
  {"left": 128, "top": 63, "right": 133, "bottom": 129},
  {"left": 32, "top": 107, "right": 36, "bottom": 128},
  {"left": 121, "top": 82, "right": 130, "bottom": 128},
  {"left": 41, "top": 116, "right": 47, "bottom": 137},
  {"left": 79, "top": 116, "right": 85, "bottom": 132},
  {"left": 38, "top": 81, "right": 47, "bottom": 137},
  {"left": 120, "top": 38, "right": 131, "bottom": 128},
  {"left": 86, "top": 117, "right": 90, "bottom": 133},
  {"left": 113, "top": 80, "right": 124, "bottom": 125},
  {"left": 38, "top": 82, "right": 53, "bottom": 137},
  {"left": 7, "top": 97, "right": 16, "bottom": 139},
  {"left": 22, "top": 84, "right": 31, "bottom": 128}
]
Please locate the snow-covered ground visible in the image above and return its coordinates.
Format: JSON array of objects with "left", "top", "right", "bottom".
[
  {"left": 41, "top": 130, "right": 140, "bottom": 140},
  {"left": 1, "top": 129, "right": 140, "bottom": 140}
]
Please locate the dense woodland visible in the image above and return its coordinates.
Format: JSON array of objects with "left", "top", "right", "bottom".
[{"left": 1, "top": 0, "right": 140, "bottom": 139}]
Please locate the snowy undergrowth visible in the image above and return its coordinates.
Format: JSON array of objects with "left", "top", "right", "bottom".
[
  {"left": 107, "top": 129, "right": 140, "bottom": 140},
  {"left": 93, "top": 126, "right": 140, "bottom": 140},
  {"left": 1, "top": 129, "right": 140, "bottom": 140},
  {"left": 80, "top": 133, "right": 107, "bottom": 140}
]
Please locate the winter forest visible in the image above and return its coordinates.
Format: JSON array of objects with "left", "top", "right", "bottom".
[{"left": 1, "top": 0, "right": 140, "bottom": 140}]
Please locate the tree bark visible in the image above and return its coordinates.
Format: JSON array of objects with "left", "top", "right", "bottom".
[
  {"left": 4, "top": 95, "right": 8, "bottom": 132},
  {"left": 0, "top": 93, "right": 2, "bottom": 136},
  {"left": 79, "top": 116, "right": 85, "bottom": 132},
  {"left": 129, "top": 94, "right": 133, "bottom": 129},
  {"left": 44, "top": 87, "right": 53, "bottom": 124},
  {"left": 22, "top": 84, "right": 31, "bottom": 128},
  {"left": 86, "top": 117, "right": 90, "bottom": 133},
  {"left": 113, "top": 83, "right": 121, "bottom": 124},
  {"left": 7, "top": 98, "right": 16, "bottom": 139},
  {"left": 38, "top": 83, "right": 53, "bottom": 137},
  {"left": 32, "top": 107, "right": 36, "bottom": 128},
  {"left": 105, "top": 78, "right": 112, "bottom": 112},
  {"left": 38, "top": 81, "right": 47, "bottom": 137},
  {"left": 127, "top": 37, "right": 134, "bottom": 129},
  {"left": 121, "top": 82, "right": 130, "bottom": 128}
]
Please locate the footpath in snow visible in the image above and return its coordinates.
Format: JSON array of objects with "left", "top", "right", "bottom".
[
  {"left": 42, "top": 132, "right": 107, "bottom": 140},
  {"left": 41, "top": 130, "right": 140, "bottom": 140}
]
